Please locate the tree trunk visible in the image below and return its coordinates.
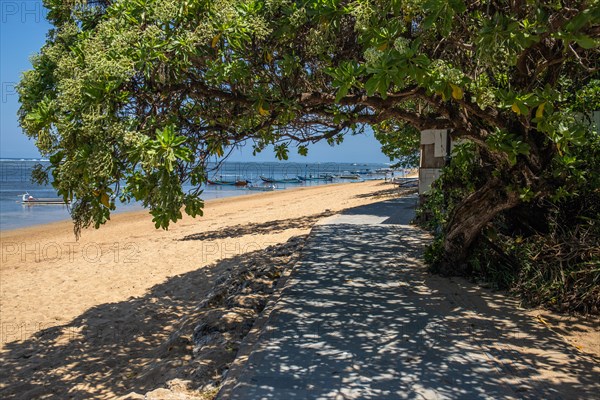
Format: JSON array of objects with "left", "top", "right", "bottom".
[{"left": 436, "top": 177, "right": 520, "bottom": 275}]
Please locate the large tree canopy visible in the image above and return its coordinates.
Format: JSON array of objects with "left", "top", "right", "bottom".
[{"left": 19, "top": 1, "right": 599, "bottom": 268}]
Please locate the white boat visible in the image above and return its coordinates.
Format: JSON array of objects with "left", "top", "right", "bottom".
[
  {"left": 20, "top": 193, "right": 69, "bottom": 205},
  {"left": 247, "top": 184, "right": 276, "bottom": 191},
  {"left": 319, "top": 173, "right": 337, "bottom": 180}
]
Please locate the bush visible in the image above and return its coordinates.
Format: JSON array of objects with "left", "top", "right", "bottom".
[{"left": 418, "top": 136, "right": 600, "bottom": 315}]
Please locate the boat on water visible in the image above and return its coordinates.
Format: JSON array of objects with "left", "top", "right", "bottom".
[
  {"left": 319, "top": 173, "right": 337, "bottom": 180},
  {"left": 247, "top": 183, "right": 276, "bottom": 191},
  {"left": 260, "top": 176, "right": 301, "bottom": 184},
  {"left": 297, "top": 175, "right": 333, "bottom": 181},
  {"left": 20, "top": 193, "right": 69, "bottom": 205},
  {"left": 207, "top": 178, "right": 249, "bottom": 186},
  {"left": 338, "top": 173, "right": 361, "bottom": 180}
]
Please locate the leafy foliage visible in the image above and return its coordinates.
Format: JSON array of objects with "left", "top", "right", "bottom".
[
  {"left": 419, "top": 102, "right": 600, "bottom": 313},
  {"left": 373, "top": 121, "right": 420, "bottom": 168},
  {"left": 18, "top": 0, "right": 600, "bottom": 309}
]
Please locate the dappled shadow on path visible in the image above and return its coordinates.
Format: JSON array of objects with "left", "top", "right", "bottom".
[{"left": 225, "top": 207, "right": 600, "bottom": 399}]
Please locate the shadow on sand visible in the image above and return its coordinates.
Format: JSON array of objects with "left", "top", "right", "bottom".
[
  {"left": 180, "top": 211, "right": 336, "bottom": 242},
  {"left": 352, "top": 185, "right": 417, "bottom": 200},
  {"left": 0, "top": 234, "right": 304, "bottom": 399}
]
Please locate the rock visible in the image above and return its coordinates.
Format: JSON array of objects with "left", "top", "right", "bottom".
[
  {"left": 144, "top": 388, "right": 193, "bottom": 400},
  {"left": 139, "top": 235, "right": 308, "bottom": 399},
  {"left": 228, "top": 293, "right": 267, "bottom": 310},
  {"left": 118, "top": 392, "right": 145, "bottom": 399}
]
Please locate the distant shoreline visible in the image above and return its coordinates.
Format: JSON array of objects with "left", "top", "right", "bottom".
[
  {"left": 0, "top": 160, "right": 411, "bottom": 231},
  {"left": 0, "top": 180, "right": 384, "bottom": 236}
]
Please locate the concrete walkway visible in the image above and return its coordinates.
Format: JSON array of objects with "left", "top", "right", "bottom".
[{"left": 219, "top": 195, "right": 600, "bottom": 399}]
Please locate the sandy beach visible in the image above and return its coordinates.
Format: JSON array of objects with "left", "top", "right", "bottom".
[
  {"left": 0, "top": 181, "right": 403, "bottom": 347},
  {"left": 0, "top": 180, "right": 418, "bottom": 397},
  {"left": 1, "top": 179, "right": 597, "bottom": 399}
]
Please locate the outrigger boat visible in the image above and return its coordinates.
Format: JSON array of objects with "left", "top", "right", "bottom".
[
  {"left": 338, "top": 173, "right": 361, "bottom": 180},
  {"left": 207, "top": 178, "right": 249, "bottom": 186},
  {"left": 350, "top": 169, "right": 372, "bottom": 175},
  {"left": 20, "top": 193, "right": 69, "bottom": 205},
  {"left": 260, "top": 176, "right": 301, "bottom": 184},
  {"left": 319, "top": 173, "right": 337, "bottom": 180},
  {"left": 247, "top": 183, "right": 276, "bottom": 191},
  {"left": 297, "top": 175, "right": 333, "bottom": 181},
  {"left": 374, "top": 167, "right": 393, "bottom": 174}
]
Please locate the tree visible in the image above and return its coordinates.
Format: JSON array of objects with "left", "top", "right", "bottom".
[{"left": 19, "top": 0, "right": 599, "bottom": 269}]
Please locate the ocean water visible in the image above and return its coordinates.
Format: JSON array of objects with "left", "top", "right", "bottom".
[{"left": 0, "top": 159, "right": 395, "bottom": 231}]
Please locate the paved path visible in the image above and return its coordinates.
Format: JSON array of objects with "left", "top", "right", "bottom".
[{"left": 219, "top": 195, "right": 600, "bottom": 399}]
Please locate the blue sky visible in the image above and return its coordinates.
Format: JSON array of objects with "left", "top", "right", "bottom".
[
  {"left": 0, "top": 1, "right": 389, "bottom": 163},
  {"left": 1, "top": 0, "right": 51, "bottom": 159}
]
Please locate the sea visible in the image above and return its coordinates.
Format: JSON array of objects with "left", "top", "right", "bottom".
[{"left": 0, "top": 159, "right": 401, "bottom": 231}]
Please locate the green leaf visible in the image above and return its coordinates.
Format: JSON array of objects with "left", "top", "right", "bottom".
[
  {"left": 449, "top": 0, "right": 466, "bottom": 13},
  {"left": 574, "top": 35, "right": 597, "bottom": 49},
  {"left": 364, "top": 76, "right": 379, "bottom": 96},
  {"left": 335, "top": 84, "right": 350, "bottom": 103},
  {"left": 298, "top": 145, "right": 308, "bottom": 156}
]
